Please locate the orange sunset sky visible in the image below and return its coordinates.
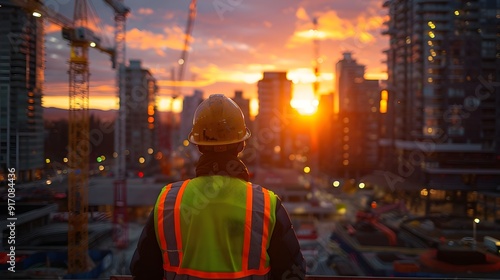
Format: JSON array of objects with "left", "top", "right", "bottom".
[{"left": 42, "top": 0, "right": 389, "bottom": 116}]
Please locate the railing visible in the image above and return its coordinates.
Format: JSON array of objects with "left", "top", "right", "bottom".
[{"left": 109, "top": 276, "right": 488, "bottom": 280}]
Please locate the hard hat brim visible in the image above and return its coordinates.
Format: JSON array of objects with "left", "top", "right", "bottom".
[{"left": 188, "top": 128, "right": 251, "bottom": 146}]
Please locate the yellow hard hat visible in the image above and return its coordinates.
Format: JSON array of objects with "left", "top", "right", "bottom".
[{"left": 188, "top": 94, "right": 251, "bottom": 145}]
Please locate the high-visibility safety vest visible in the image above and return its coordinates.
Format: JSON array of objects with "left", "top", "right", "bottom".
[{"left": 154, "top": 176, "right": 278, "bottom": 279}]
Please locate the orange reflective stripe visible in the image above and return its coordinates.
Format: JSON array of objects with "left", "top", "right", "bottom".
[
  {"left": 260, "top": 188, "right": 271, "bottom": 270},
  {"left": 173, "top": 179, "right": 190, "bottom": 268},
  {"left": 241, "top": 182, "right": 253, "bottom": 271},
  {"left": 173, "top": 266, "right": 271, "bottom": 279},
  {"left": 157, "top": 184, "right": 172, "bottom": 252},
  {"left": 157, "top": 181, "right": 185, "bottom": 268}
]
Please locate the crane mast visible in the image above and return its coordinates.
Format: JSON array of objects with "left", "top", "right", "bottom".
[
  {"left": 103, "top": 0, "right": 130, "bottom": 249},
  {"left": 67, "top": 0, "right": 90, "bottom": 273}
]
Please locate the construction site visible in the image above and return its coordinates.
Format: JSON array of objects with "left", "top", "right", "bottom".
[{"left": 2, "top": 0, "right": 500, "bottom": 279}]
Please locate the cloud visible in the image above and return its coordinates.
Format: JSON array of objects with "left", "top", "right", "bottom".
[
  {"left": 189, "top": 63, "right": 266, "bottom": 85},
  {"left": 288, "top": 6, "right": 388, "bottom": 47},
  {"left": 126, "top": 26, "right": 187, "bottom": 57},
  {"left": 263, "top": 21, "right": 272, "bottom": 28},
  {"left": 296, "top": 6, "right": 309, "bottom": 21},
  {"left": 137, "top": 8, "right": 154, "bottom": 15}
]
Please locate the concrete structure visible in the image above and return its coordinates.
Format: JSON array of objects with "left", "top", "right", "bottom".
[
  {"left": 123, "top": 60, "right": 158, "bottom": 175},
  {"left": 0, "top": 1, "right": 45, "bottom": 182},
  {"left": 377, "top": 0, "right": 500, "bottom": 218},
  {"left": 255, "top": 72, "right": 294, "bottom": 168}
]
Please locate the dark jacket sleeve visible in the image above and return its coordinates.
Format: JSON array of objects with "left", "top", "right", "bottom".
[
  {"left": 129, "top": 210, "right": 164, "bottom": 280},
  {"left": 267, "top": 197, "right": 306, "bottom": 279}
]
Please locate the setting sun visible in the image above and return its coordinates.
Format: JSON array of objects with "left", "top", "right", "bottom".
[{"left": 291, "top": 82, "right": 319, "bottom": 115}]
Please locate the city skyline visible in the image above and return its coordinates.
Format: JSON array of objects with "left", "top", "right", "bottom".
[{"left": 40, "top": 0, "right": 389, "bottom": 115}]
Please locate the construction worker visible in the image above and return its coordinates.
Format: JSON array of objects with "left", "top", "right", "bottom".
[{"left": 130, "top": 94, "right": 305, "bottom": 279}]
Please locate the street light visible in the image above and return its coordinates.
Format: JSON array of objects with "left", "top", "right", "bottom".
[{"left": 473, "top": 218, "right": 480, "bottom": 246}]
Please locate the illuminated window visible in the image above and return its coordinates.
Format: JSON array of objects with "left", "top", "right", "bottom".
[
  {"left": 380, "top": 90, "right": 388, "bottom": 114},
  {"left": 380, "top": 90, "right": 388, "bottom": 100},
  {"left": 379, "top": 100, "right": 387, "bottom": 113}
]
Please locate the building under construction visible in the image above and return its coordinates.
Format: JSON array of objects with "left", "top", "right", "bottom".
[{"left": 0, "top": 0, "right": 45, "bottom": 183}]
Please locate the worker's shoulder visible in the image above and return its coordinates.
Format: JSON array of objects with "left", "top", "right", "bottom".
[
  {"left": 164, "top": 179, "right": 189, "bottom": 189},
  {"left": 249, "top": 181, "right": 277, "bottom": 197}
]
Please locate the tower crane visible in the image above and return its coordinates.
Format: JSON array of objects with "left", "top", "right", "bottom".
[
  {"left": 64, "top": 0, "right": 94, "bottom": 272},
  {"left": 174, "top": 0, "right": 197, "bottom": 98},
  {"left": 64, "top": 0, "right": 120, "bottom": 273},
  {"left": 102, "top": 0, "right": 130, "bottom": 249},
  {"left": 167, "top": 0, "right": 197, "bottom": 160},
  {"left": 11, "top": 0, "right": 127, "bottom": 273}
]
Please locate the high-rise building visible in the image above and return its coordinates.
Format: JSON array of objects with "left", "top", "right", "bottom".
[
  {"left": 317, "top": 93, "right": 336, "bottom": 175},
  {"left": 335, "top": 52, "right": 365, "bottom": 114},
  {"left": 0, "top": 1, "right": 44, "bottom": 182},
  {"left": 381, "top": 0, "right": 500, "bottom": 217},
  {"left": 334, "top": 53, "right": 381, "bottom": 178},
  {"left": 232, "top": 90, "right": 251, "bottom": 129},
  {"left": 123, "top": 60, "right": 157, "bottom": 175},
  {"left": 232, "top": 90, "right": 255, "bottom": 166},
  {"left": 255, "top": 72, "right": 293, "bottom": 168}
]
